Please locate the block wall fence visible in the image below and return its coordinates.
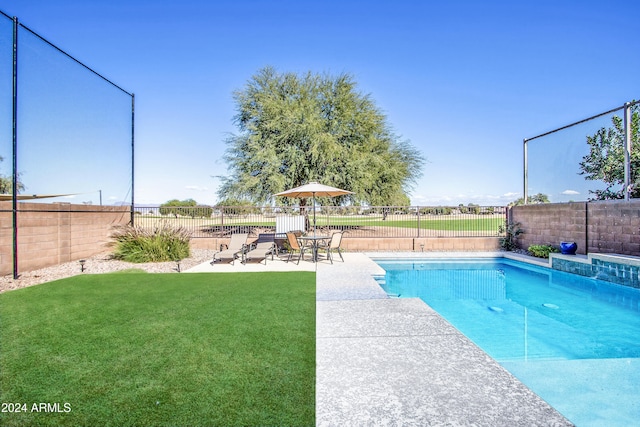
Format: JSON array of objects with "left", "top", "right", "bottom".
[
  {"left": 510, "top": 199, "right": 640, "bottom": 256},
  {"left": 0, "top": 202, "right": 130, "bottom": 276},
  {"left": 3, "top": 200, "right": 639, "bottom": 276},
  {"left": 190, "top": 236, "right": 502, "bottom": 252}
]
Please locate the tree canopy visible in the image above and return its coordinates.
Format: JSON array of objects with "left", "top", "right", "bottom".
[
  {"left": 218, "top": 67, "right": 425, "bottom": 206},
  {"left": 0, "top": 156, "right": 24, "bottom": 194},
  {"left": 509, "top": 193, "right": 550, "bottom": 206},
  {"left": 579, "top": 103, "right": 640, "bottom": 200}
]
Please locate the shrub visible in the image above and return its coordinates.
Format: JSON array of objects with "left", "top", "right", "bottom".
[
  {"left": 498, "top": 221, "right": 523, "bottom": 251},
  {"left": 528, "top": 244, "right": 559, "bottom": 258},
  {"left": 111, "top": 222, "right": 191, "bottom": 263}
]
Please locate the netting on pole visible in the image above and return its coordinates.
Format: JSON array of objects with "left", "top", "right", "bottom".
[
  {"left": 0, "top": 13, "right": 12, "bottom": 188},
  {"left": 524, "top": 103, "right": 637, "bottom": 203},
  {"left": 14, "top": 21, "right": 133, "bottom": 206},
  {"left": 1, "top": 10, "right": 134, "bottom": 278}
]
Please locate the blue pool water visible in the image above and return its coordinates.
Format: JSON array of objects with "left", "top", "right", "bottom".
[{"left": 375, "top": 258, "right": 640, "bottom": 427}]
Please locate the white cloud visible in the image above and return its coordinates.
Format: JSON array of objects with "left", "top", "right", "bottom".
[
  {"left": 503, "top": 192, "right": 519, "bottom": 198},
  {"left": 562, "top": 190, "right": 580, "bottom": 195},
  {"left": 185, "top": 185, "right": 209, "bottom": 191}
]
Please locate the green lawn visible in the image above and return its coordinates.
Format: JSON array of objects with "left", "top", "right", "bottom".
[
  {"left": 327, "top": 216, "right": 504, "bottom": 231},
  {"left": 0, "top": 272, "right": 315, "bottom": 427}
]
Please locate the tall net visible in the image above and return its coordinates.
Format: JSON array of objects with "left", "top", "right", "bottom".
[
  {"left": 0, "top": 13, "right": 12, "bottom": 187},
  {"left": 0, "top": 12, "right": 133, "bottom": 206},
  {"left": 16, "top": 24, "right": 132, "bottom": 205},
  {"left": 526, "top": 107, "right": 627, "bottom": 203}
]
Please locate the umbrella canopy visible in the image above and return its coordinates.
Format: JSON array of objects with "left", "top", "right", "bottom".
[
  {"left": 274, "top": 182, "right": 353, "bottom": 199},
  {"left": 275, "top": 182, "right": 353, "bottom": 235}
]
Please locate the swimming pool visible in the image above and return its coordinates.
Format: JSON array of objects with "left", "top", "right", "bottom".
[{"left": 374, "top": 257, "right": 640, "bottom": 427}]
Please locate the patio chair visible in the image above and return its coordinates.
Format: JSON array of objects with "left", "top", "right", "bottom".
[
  {"left": 320, "top": 231, "right": 344, "bottom": 264},
  {"left": 285, "top": 231, "right": 307, "bottom": 265},
  {"left": 242, "top": 242, "right": 277, "bottom": 265},
  {"left": 211, "top": 233, "right": 248, "bottom": 265},
  {"left": 252, "top": 233, "right": 279, "bottom": 255}
]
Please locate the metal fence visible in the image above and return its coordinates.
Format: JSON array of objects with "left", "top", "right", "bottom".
[{"left": 133, "top": 205, "right": 508, "bottom": 239}]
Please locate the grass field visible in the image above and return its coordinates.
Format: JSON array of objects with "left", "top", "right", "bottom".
[
  {"left": 0, "top": 272, "right": 315, "bottom": 427},
  {"left": 329, "top": 216, "right": 504, "bottom": 231}
]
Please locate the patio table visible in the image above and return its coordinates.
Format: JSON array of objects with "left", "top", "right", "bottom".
[{"left": 298, "top": 235, "right": 329, "bottom": 262}]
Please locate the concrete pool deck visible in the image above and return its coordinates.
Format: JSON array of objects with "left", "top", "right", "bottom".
[
  {"left": 187, "top": 252, "right": 573, "bottom": 425},
  {"left": 315, "top": 253, "right": 573, "bottom": 426}
]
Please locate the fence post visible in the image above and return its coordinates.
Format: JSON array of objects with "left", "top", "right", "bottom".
[
  {"left": 130, "top": 93, "right": 135, "bottom": 225},
  {"left": 416, "top": 206, "right": 420, "bottom": 238},
  {"left": 624, "top": 102, "right": 632, "bottom": 201},
  {"left": 12, "top": 16, "right": 19, "bottom": 279},
  {"left": 505, "top": 206, "right": 511, "bottom": 228},
  {"left": 523, "top": 138, "right": 528, "bottom": 205}
]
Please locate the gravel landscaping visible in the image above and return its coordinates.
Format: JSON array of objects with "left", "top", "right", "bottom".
[{"left": 0, "top": 249, "right": 216, "bottom": 293}]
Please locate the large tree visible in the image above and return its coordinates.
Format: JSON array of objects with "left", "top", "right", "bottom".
[
  {"left": 579, "top": 103, "right": 640, "bottom": 200},
  {"left": 218, "top": 67, "right": 424, "bottom": 206}
]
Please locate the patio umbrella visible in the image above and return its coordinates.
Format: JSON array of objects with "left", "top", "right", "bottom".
[{"left": 275, "top": 182, "right": 353, "bottom": 236}]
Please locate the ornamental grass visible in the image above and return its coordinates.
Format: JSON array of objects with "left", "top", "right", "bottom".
[{"left": 111, "top": 221, "right": 191, "bottom": 263}]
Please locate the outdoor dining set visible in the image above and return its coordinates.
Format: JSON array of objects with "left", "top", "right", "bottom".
[
  {"left": 209, "top": 231, "right": 345, "bottom": 266},
  {"left": 211, "top": 181, "right": 350, "bottom": 266}
]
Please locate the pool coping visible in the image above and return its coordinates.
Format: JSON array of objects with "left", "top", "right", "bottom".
[{"left": 315, "top": 252, "right": 574, "bottom": 426}]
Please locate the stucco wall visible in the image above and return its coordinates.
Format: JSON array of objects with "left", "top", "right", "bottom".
[
  {"left": 510, "top": 200, "right": 640, "bottom": 256},
  {"left": 0, "top": 202, "right": 130, "bottom": 276}
]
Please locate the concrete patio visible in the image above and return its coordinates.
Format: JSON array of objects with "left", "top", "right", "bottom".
[{"left": 187, "top": 252, "right": 573, "bottom": 426}]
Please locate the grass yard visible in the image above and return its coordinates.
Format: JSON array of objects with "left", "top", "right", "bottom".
[
  {"left": 0, "top": 272, "right": 315, "bottom": 427},
  {"left": 327, "top": 216, "right": 504, "bottom": 231}
]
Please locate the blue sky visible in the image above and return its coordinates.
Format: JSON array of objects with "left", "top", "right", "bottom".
[{"left": 2, "top": 0, "right": 639, "bottom": 206}]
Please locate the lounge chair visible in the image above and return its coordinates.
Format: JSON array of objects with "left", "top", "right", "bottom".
[
  {"left": 242, "top": 241, "right": 277, "bottom": 264},
  {"left": 285, "top": 231, "right": 307, "bottom": 264},
  {"left": 320, "top": 231, "right": 344, "bottom": 264},
  {"left": 211, "top": 233, "right": 248, "bottom": 265}
]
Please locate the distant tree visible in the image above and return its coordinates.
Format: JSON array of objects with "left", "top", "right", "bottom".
[
  {"left": 579, "top": 103, "right": 640, "bottom": 200},
  {"left": 459, "top": 203, "right": 480, "bottom": 214},
  {"left": 0, "top": 156, "right": 24, "bottom": 194},
  {"left": 160, "top": 199, "right": 193, "bottom": 217},
  {"left": 190, "top": 204, "right": 213, "bottom": 218},
  {"left": 219, "top": 67, "right": 425, "bottom": 207},
  {"left": 160, "top": 199, "right": 212, "bottom": 218},
  {"left": 215, "top": 198, "right": 260, "bottom": 215},
  {"left": 509, "top": 193, "right": 550, "bottom": 206}
]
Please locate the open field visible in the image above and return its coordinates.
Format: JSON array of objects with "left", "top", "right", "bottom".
[{"left": 0, "top": 272, "right": 315, "bottom": 427}]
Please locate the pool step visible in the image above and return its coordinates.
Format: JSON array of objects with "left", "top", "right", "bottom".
[
  {"left": 373, "top": 274, "right": 401, "bottom": 297},
  {"left": 372, "top": 274, "right": 386, "bottom": 285}
]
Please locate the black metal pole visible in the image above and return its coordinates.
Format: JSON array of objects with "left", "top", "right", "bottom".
[
  {"left": 12, "top": 16, "right": 18, "bottom": 279},
  {"left": 130, "top": 93, "right": 135, "bottom": 225}
]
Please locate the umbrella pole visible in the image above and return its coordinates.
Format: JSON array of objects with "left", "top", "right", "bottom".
[{"left": 313, "top": 193, "right": 316, "bottom": 237}]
